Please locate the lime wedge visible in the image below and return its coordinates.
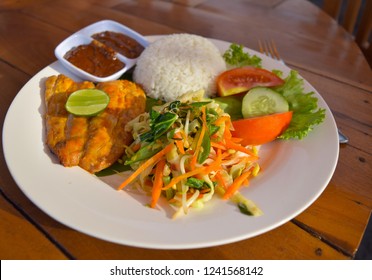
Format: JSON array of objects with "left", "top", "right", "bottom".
[{"left": 65, "top": 89, "right": 110, "bottom": 116}]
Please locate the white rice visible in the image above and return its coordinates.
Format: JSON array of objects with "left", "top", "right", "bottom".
[{"left": 133, "top": 34, "right": 226, "bottom": 102}]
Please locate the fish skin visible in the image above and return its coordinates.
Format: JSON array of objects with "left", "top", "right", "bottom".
[
  {"left": 44, "top": 75, "right": 95, "bottom": 163},
  {"left": 44, "top": 75, "right": 146, "bottom": 173},
  {"left": 78, "top": 80, "right": 146, "bottom": 173},
  {"left": 56, "top": 114, "right": 90, "bottom": 166}
]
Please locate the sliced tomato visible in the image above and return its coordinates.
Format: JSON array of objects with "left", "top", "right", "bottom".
[
  {"left": 217, "top": 67, "right": 285, "bottom": 97},
  {"left": 231, "top": 111, "right": 293, "bottom": 145}
]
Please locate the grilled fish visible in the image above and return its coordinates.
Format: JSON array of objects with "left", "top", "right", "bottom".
[
  {"left": 78, "top": 80, "right": 146, "bottom": 173},
  {"left": 44, "top": 74, "right": 146, "bottom": 173}
]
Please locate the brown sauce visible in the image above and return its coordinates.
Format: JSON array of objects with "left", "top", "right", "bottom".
[
  {"left": 92, "top": 31, "right": 144, "bottom": 59},
  {"left": 64, "top": 40, "right": 124, "bottom": 77}
]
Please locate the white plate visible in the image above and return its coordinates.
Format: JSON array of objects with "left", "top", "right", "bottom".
[{"left": 2, "top": 36, "right": 339, "bottom": 249}]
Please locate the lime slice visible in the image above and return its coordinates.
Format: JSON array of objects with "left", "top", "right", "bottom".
[{"left": 65, "top": 89, "right": 110, "bottom": 116}]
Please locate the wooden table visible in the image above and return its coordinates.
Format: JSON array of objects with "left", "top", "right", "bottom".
[{"left": 0, "top": 0, "right": 371, "bottom": 260}]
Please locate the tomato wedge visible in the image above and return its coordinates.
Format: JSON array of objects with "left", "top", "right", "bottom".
[
  {"left": 217, "top": 67, "right": 285, "bottom": 96},
  {"left": 231, "top": 111, "right": 293, "bottom": 145}
]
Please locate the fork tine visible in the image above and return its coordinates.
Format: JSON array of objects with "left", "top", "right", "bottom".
[
  {"left": 258, "top": 39, "right": 265, "bottom": 55},
  {"left": 269, "top": 39, "right": 280, "bottom": 60},
  {"left": 258, "top": 39, "right": 270, "bottom": 57},
  {"left": 258, "top": 39, "right": 281, "bottom": 61}
]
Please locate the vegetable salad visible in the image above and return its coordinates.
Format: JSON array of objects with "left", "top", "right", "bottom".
[
  {"left": 118, "top": 91, "right": 262, "bottom": 218},
  {"left": 112, "top": 43, "right": 326, "bottom": 219}
]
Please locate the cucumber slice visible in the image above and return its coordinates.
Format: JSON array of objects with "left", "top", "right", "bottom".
[{"left": 242, "top": 87, "right": 288, "bottom": 118}]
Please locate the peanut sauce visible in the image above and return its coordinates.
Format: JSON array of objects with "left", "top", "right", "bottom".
[
  {"left": 64, "top": 40, "right": 124, "bottom": 77},
  {"left": 92, "top": 31, "right": 144, "bottom": 59}
]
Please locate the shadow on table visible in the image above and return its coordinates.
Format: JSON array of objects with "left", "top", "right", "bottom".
[{"left": 355, "top": 214, "right": 372, "bottom": 259}]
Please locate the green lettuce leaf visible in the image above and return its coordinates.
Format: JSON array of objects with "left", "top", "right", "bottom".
[
  {"left": 223, "top": 43, "right": 262, "bottom": 68},
  {"left": 274, "top": 70, "right": 326, "bottom": 139}
]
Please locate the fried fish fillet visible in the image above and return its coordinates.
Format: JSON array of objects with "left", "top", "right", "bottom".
[{"left": 44, "top": 74, "right": 146, "bottom": 173}]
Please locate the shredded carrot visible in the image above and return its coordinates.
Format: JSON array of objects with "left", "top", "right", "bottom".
[
  {"left": 214, "top": 115, "right": 230, "bottom": 126},
  {"left": 223, "top": 171, "right": 251, "bottom": 200},
  {"left": 211, "top": 133, "right": 219, "bottom": 139},
  {"left": 221, "top": 151, "right": 232, "bottom": 159},
  {"left": 225, "top": 139, "right": 258, "bottom": 159},
  {"left": 214, "top": 171, "right": 227, "bottom": 189},
  {"left": 211, "top": 141, "right": 227, "bottom": 150},
  {"left": 217, "top": 115, "right": 233, "bottom": 140},
  {"left": 224, "top": 125, "right": 232, "bottom": 139},
  {"left": 176, "top": 141, "right": 185, "bottom": 154},
  {"left": 173, "top": 132, "right": 185, "bottom": 154},
  {"left": 189, "top": 156, "right": 197, "bottom": 171},
  {"left": 117, "top": 143, "right": 174, "bottom": 190},
  {"left": 150, "top": 159, "right": 166, "bottom": 208},
  {"left": 190, "top": 107, "right": 207, "bottom": 169},
  {"left": 131, "top": 143, "right": 141, "bottom": 152},
  {"left": 200, "top": 188, "right": 210, "bottom": 194},
  {"left": 230, "top": 137, "right": 243, "bottom": 143},
  {"left": 221, "top": 155, "right": 251, "bottom": 165},
  {"left": 162, "top": 166, "right": 208, "bottom": 190},
  {"left": 203, "top": 149, "right": 222, "bottom": 174},
  {"left": 162, "top": 150, "right": 221, "bottom": 191}
]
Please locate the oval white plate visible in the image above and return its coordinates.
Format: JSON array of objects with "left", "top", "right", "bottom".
[{"left": 2, "top": 36, "right": 339, "bottom": 249}]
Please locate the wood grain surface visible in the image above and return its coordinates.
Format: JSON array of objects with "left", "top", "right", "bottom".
[{"left": 0, "top": 0, "right": 371, "bottom": 260}]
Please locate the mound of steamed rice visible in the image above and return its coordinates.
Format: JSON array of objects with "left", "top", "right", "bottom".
[{"left": 133, "top": 34, "right": 226, "bottom": 102}]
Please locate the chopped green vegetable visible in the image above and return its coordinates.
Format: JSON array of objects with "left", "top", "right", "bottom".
[
  {"left": 95, "top": 161, "right": 132, "bottom": 177},
  {"left": 186, "top": 177, "right": 205, "bottom": 189},
  {"left": 145, "top": 97, "right": 164, "bottom": 112},
  {"left": 208, "top": 124, "right": 220, "bottom": 136},
  {"left": 237, "top": 202, "right": 254, "bottom": 216},
  {"left": 223, "top": 43, "right": 262, "bottom": 68},
  {"left": 198, "top": 128, "right": 211, "bottom": 164},
  {"left": 125, "top": 142, "right": 162, "bottom": 165},
  {"left": 164, "top": 188, "right": 175, "bottom": 200},
  {"left": 140, "top": 110, "right": 178, "bottom": 142},
  {"left": 231, "top": 192, "right": 263, "bottom": 216},
  {"left": 215, "top": 186, "right": 262, "bottom": 216}
]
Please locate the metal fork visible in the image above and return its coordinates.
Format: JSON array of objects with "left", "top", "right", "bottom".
[
  {"left": 258, "top": 39, "right": 349, "bottom": 144},
  {"left": 258, "top": 39, "right": 283, "bottom": 62}
]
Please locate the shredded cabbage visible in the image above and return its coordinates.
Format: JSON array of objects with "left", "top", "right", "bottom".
[{"left": 123, "top": 91, "right": 262, "bottom": 218}]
